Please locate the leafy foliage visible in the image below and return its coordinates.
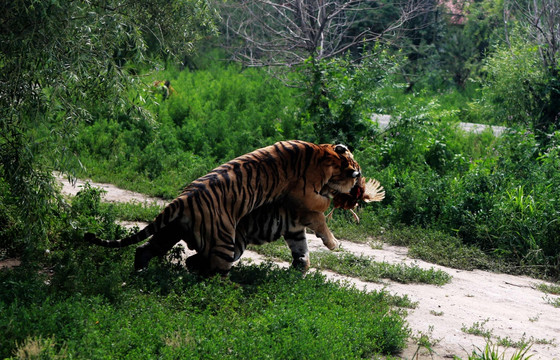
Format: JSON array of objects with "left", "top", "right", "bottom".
[
  {"left": 481, "top": 33, "right": 548, "bottom": 128},
  {"left": 297, "top": 47, "right": 401, "bottom": 148},
  {"left": 0, "top": 0, "right": 216, "bottom": 259},
  {"left": 70, "top": 64, "right": 299, "bottom": 198},
  {"left": 0, "top": 187, "right": 409, "bottom": 358},
  {"left": 346, "top": 90, "right": 560, "bottom": 277}
]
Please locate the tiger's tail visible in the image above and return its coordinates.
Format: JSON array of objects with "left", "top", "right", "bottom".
[{"left": 84, "top": 197, "right": 187, "bottom": 248}]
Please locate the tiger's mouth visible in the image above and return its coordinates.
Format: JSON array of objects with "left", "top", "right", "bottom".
[{"left": 321, "top": 181, "right": 357, "bottom": 199}]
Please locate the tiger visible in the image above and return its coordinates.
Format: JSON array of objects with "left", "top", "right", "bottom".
[
  {"left": 85, "top": 140, "right": 361, "bottom": 275},
  {"left": 133, "top": 176, "right": 385, "bottom": 274}
]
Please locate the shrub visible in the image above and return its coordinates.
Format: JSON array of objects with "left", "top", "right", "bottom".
[{"left": 481, "top": 32, "right": 548, "bottom": 130}]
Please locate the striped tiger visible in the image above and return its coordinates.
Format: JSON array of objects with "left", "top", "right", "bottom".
[
  {"left": 134, "top": 176, "right": 385, "bottom": 273},
  {"left": 85, "top": 140, "right": 361, "bottom": 275}
]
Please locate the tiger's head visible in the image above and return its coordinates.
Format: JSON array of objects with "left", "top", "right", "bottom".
[{"left": 320, "top": 144, "right": 361, "bottom": 197}]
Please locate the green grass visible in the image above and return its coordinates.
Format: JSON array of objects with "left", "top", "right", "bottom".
[
  {"left": 250, "top": 241, "right": 452, "bottom": 286},
  {"left": 464, "top": 342, "right": 534, "bottom": 360},
  {"left": 543, "top": 295, "right": 560, "bottom": 308},
  {"left": 101, "top": 201, "right": 164, "bottom": 223},
  {"left": 382, "top": 227, "right": 498, "bottom": 272},
  {"left": 0, "top": 263, "right": 410, "bottom": 359},
  {"left": 409, "top": 326, "right": 441, "bottom": 359},
  {"left": 536, "top": 283, "right": 560, "bottom": 295},
  {"left": 313, "top": 252, "right": 451, "bottom": 285},
  {"left": 461, "top": 319, "right": 493, "bottom": 340},
  {"left": 461, "top": 320, "right": 555, "bottom": 351},
  {"left": 0, "top": 182, "right": 411, "bottom": 359},
  {"left": 537, "top": 283, "right": 560, "bottom": 308}
]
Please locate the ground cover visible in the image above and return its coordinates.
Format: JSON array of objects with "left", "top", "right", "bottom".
[{"left": 43, "top": 175, "right": 560, "bottom": 359}]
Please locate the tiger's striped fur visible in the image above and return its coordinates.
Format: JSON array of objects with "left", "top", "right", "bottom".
[
  {"left": 134, "top": 201, "right": 312, "bottom": 273},
  {"left": 85, "top": 140, "right": 361, "bottom": 275}
]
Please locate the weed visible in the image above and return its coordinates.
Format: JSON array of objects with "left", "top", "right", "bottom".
[
  {"left": 536, "top": 283, "right": 560, "bottom": 295},
  {"left": 494, "top": 333, "right": 556, "bottom": 350},
  {"left": 430, "top": 310, "right": 444, "bottom": 316},
  {"left": 368, "top": 237, "right": 384, "bottom": 249},
  {"left": 543, "top": 294, "right": 560, "bottom": 308},
  {"left": 465, "top": 341, "right": 534, "bottom": 360},
  {"left": 162, "top": 330, "right": 195, "bottom": 349},
  {"left": 12, "top": 336, "right": 67, "bottom": 360},
  {"left": 496, "top": 334, "right": 532, "bottom": 349},
  {"left": 461, "top": 321, "right": 555, "bottom": 352},
  {"left": 383, "top": 227, "right": 495, "bottom": 272},
  {"left": 410, "top": 326, "right": 441, "bottom": 359},
  {"left": 103, "top": 201, "right": 163, "bottom": 223},
  {"left": 250, "top": 242, "right": 452, "bottom": 286},
  {"left": 462, "top": 319, "right": 493, "bottom": 339}
]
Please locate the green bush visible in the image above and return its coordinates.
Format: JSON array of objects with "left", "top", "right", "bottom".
[
  {"left": 352, "top": 91, "right": 560, "bottom": 277},
  {"left": 69, "top": 64, "right": 301, "bottom": 198},
  {"left": 158, "top": 64, "right": 299, "bottom": 159},
  {"left": 480, "top": 32, "right": 548, "bottom": 130},
  {"left": 296, "top": 47, "right": 401, "bottom": 148}
]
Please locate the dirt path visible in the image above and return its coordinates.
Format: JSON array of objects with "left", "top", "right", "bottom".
[{"left": 57, "top": 176, "right": 560, "bottom": 359}]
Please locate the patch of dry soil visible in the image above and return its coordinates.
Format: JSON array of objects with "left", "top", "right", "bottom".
[{"left": 57, "top": 175, "right": 560, "bottom": 359}]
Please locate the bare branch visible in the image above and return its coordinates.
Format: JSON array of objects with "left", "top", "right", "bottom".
[
  {"left": 510, "top": 0, "right": 560, "bottom": 70},
  {"left": 216, "top": 0, "right": 433, "bottom": 67}
]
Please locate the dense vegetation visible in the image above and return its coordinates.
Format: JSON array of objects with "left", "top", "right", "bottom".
[
  {"left": 61, "top": 59, "right": 560, "bottom": 280},
  {"left": 1, "top": 0, "right": 559, "bottom": 358}
]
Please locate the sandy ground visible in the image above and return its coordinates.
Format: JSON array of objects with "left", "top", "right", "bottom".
[{"left": 55, "top": 175, "right": 560, "bottom": 359}]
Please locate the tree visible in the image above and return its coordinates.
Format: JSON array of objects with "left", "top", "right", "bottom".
[
  {"left": 216, "top": 0, "right": 430, "bottom": 146},
  {"left": 508, "top": 0, "right": 560, "bottom": 136},
  {"left": 219, "top": 0, "right": 431, "bottom": 67},
  {"left": 0, "top": 0, "right": 216, "bottom": 258}
]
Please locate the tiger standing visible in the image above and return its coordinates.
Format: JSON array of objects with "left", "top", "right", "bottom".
[
  {"left": 86, "top": 140, "right": 361, "bottom": 275},
  {"left": 133, "top": 176, "right": 385, "bottom": 273}
]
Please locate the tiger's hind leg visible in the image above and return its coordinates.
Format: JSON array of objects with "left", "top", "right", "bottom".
[
  {"left": 134, "top": 220, "right": 184, "bottom": 271},
  {"left": 185, "top": 253, "right": 210, "bottom": 273},
  {"left": 208, "top": 251, "right": 235, "bottom": 276},
  {"left": 284, "top": 228, "right": 310, "bottom": 271},
  {"left": 206, "top": 236, "right": 238, "bottom": 276}
]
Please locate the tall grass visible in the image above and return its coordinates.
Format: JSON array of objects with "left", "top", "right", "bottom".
[{"left": 68, "top": 64, "right": 300, "bottom": 198}]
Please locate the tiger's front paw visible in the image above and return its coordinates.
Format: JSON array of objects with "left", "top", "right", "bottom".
[{"left": 323, "top": 237, "right": 339, "bottom": 250}]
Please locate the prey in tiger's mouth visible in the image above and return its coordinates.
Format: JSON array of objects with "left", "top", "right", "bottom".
[
  {"left": 320, "top": 177, "right": 360, "bottom": 199},
  {"left": 321, "top": 171, "right": 362, "bottom": 198},
  {"left": 324, "top": 177, "right": 386, "bottom": 223},
  {"left": 321, "top": 185, "right": 351, "bottom": 199}
]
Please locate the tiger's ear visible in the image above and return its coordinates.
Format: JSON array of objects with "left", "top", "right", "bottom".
[{"left": 334, "top": 144, "right": 348, "bottom": 154}]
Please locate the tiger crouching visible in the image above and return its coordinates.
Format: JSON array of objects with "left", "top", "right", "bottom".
[{"left": 85, "top": 140, "right": 361, "bottom": 275}]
